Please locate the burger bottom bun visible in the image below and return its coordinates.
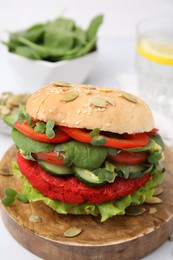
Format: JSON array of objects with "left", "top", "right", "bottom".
[{"left": 0, "top": 146, "right": 173, "bottom": 260}]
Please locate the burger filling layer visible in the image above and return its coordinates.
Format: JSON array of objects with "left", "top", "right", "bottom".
[{"left": 10, "top": 118, "right": 165, "bottom": 221}]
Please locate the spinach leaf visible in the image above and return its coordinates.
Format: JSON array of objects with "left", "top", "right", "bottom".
[
  {"left": 63, "top": 140, "right": 108, "bottom": 171},
  {"left": 151, "top": 133, "right": 165, "bottom": 150},
  {"left": 3, "top": 113, "right": 18, "bottom": 127},
  {"left": 2, "top": 15, "right": 103, "bottom": 62},
  {"left": 11, "top": 128, "right": 55, "bottom": 153},
  {"left": 124, "top": 139, "right": 162, "bottom": 153},
  {"left": 15, "top": 46, "right": 42, "bottom": 59},
  {"left": 44, "top": 24, "right": 75, "bottom": 51},
  {"left": 86, "top": 15, "right": 104, "bottom": 41},
  {"left": 148, "top": 150, "right": 162, "bottom": 165}
]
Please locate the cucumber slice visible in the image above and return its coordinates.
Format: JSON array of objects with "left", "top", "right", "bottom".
[
  {"left": 72, "top": 166, "right": 104, "bottom": 186},
  {"left": 114, "top": 162, "right": 146, "bottom": 178},
  {"left": 38, "top": 160, "right": 73, "bottom": 176}
]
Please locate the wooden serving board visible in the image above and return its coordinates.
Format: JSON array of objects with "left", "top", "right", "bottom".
[{"left": 0, "top": 145, "right": 173, "bottom": 260}]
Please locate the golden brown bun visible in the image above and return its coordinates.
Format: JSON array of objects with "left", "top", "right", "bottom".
[{"left": 26, "top": 82, "right": 154, "bottom": 134}]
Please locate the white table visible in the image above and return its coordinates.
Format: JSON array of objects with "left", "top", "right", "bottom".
[{"left": 0, "top": 38, "right": 173, "bottom": 260}]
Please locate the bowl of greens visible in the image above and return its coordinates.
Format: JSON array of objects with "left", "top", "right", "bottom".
[{"left": 2, "top": 15, "right": 103, "bottom": 89}]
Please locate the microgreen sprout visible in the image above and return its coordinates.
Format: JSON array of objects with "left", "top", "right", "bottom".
[
  {"left": 91, "top": 135, "right": 107, "bottom": 146},
  {"left": 18, "top": 111, "right": 33, "bottom": 125},
  {"left": 89, "top": 128, "right": 107, "bottom": 146},
  {"left": 1, "top": 188, "right": 29, "bottom": 206},
  {"left": 26, "top": 113, "right": 33, "bottom": 125},
  {"left": 45, "top": 129, "right": 55, "bottom": 138},
  {"left": 34, "top": 122, "right": 46, "bottom": 133},
  {"left": 45, "top": 120, "right": 55, "bottom": 138},
  {"left": 33, "top": 119, "right": 55, "bottom": 138},
  {"left": 18, "top": 112, "right": 26, "bottom": 123},
  {"left": 89, "top": 128, "right": 100, "bottom": 137}
]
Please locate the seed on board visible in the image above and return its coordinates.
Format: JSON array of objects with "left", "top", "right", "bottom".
[
  {"left": 145, "top": 197, "right": 162, "bottom": 204},
  {"left": 153, "top": 187, "right": 163, "bottom": 196},
  {"left": 0, "top": 167, "right": 12, "bottom": 176},
  {"left": 60, "top": 90, "right": 79, "bottom": 102},
  {"left": 89, "top": 96, "right": 107, "bottom": 107},
  {"left": 64, "top": 227, "right": 83, "bottom": 238},
  {"left": 120, "top": 92, "right": 138, "bottom": 103},
  {"left": 6, "top": 95, "right": 21, "bottom": 107},
  {"left": 29, "top": 214, "right": 42, "bottom": 223},
  {"left": 83, "top": 89, "right": 91, "bottom": 95},
  {"left": 0, "top": 105, "right": 11, "bottom": 116},
  {"left": 149, "top": 207, "right": 157, "bottom": 214},
  {"left": 125, "top": 206, "right": 146, "bottom": 216},
  {"left": 0, "top": 92, "right": 30, "bottom": 119}
]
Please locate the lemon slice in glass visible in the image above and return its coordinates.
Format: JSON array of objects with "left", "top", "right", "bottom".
[{"left": 136, "top": 38, "right": 173, "bottom": 65}]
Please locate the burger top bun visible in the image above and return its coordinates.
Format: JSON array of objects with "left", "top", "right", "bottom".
[{"left": 26, "top": 82, "right": 154, "bottom": 134}]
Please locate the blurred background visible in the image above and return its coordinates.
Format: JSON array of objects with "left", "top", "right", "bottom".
[
  {"left": 1, "top": 0, "right": 173, "bottom": 90},
  {"left": 0, "top": 0, "right": 173, "bottom": 38},
  {"left": 0, "top": 1, "right": 173, "bottom": 259}
]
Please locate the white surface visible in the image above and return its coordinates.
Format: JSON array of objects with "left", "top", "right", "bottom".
[{"left": 0, "top": 1, "right": 173, "bottom": 259}]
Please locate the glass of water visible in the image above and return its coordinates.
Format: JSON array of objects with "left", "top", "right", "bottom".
[{"left": 135, "top": 15, "right": 173, "bottom": 119}]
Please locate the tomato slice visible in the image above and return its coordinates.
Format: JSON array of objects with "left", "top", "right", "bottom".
[
  {"left": 14, "top": 121, "right": 71, "bottom": 143},
  {"left": 147, "top": 128, "right": 158, "bottom": 136},
  {"left": 32, "top": 151, "right": 65, "bottom": 165},
  {"left": 109, "top": 151, "right": 148, "bottom": 165},
  {"left": 60, "top": 127, "right": 149, "bottom": 149}
]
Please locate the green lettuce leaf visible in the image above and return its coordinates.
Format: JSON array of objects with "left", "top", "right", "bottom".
[{"left": 12, "top": 162, "right": 164, "bottom": 222}]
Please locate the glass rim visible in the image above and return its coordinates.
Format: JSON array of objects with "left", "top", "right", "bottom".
[{"left": 136, "top": 13, "right": 173, "bottom": 34}]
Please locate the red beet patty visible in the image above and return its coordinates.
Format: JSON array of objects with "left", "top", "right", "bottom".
[{"left": 17, "top": 153, "right": 151, "bottom": 204}]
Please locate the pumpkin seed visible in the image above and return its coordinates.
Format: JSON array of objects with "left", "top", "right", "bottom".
[
  {"left": 121, "top": 92, "right": 137, "bottom": 103},
  {"left": 83, "top": 89, "right": 92, "bottom": 95},
  {"left": 60, "top": 90, "right": 79, "bottom": 102},
  {"left": 145, "top": 197, "right": 162, "bottom": 204},
  {"left": 0, "top": 105, "right": 11, "bottom": 116},
  {"left": 29, "top": 214, "right": 42, "bottom": 223},
  {"left": 81, "top": 85, "right": 96, "bottom": 90},
  {"left": 106, "top": 97, "right": 116, "bottom": 106},
  {"left": 153, "top": 187, "right": 163, "bottom": 196},
  {"left": 99, "top": 88, "right": 112, "bottom": 93},
  {"left": 89, "top": 96, "right": 107, "bottom": 107},
  {"left": 6, "top": 96, "right": 21, "bottom": 107},
  {"left": 125, "top": 206, "right": 146, "bottom": 216},
  {"left": 52, "top": 81, "right": 72, "bottom": 88},
  {"left": 0, "top": 92, "right": 30, "bottom": 120},
  {"left": 64, "top": 227, "right": 83, "bottom": 238},
  {"left": 0, "top": 168, "right": 12, "bottom": 176},
  {"left": 149, "top": 207, "right": 157, "bottom": 214}
]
